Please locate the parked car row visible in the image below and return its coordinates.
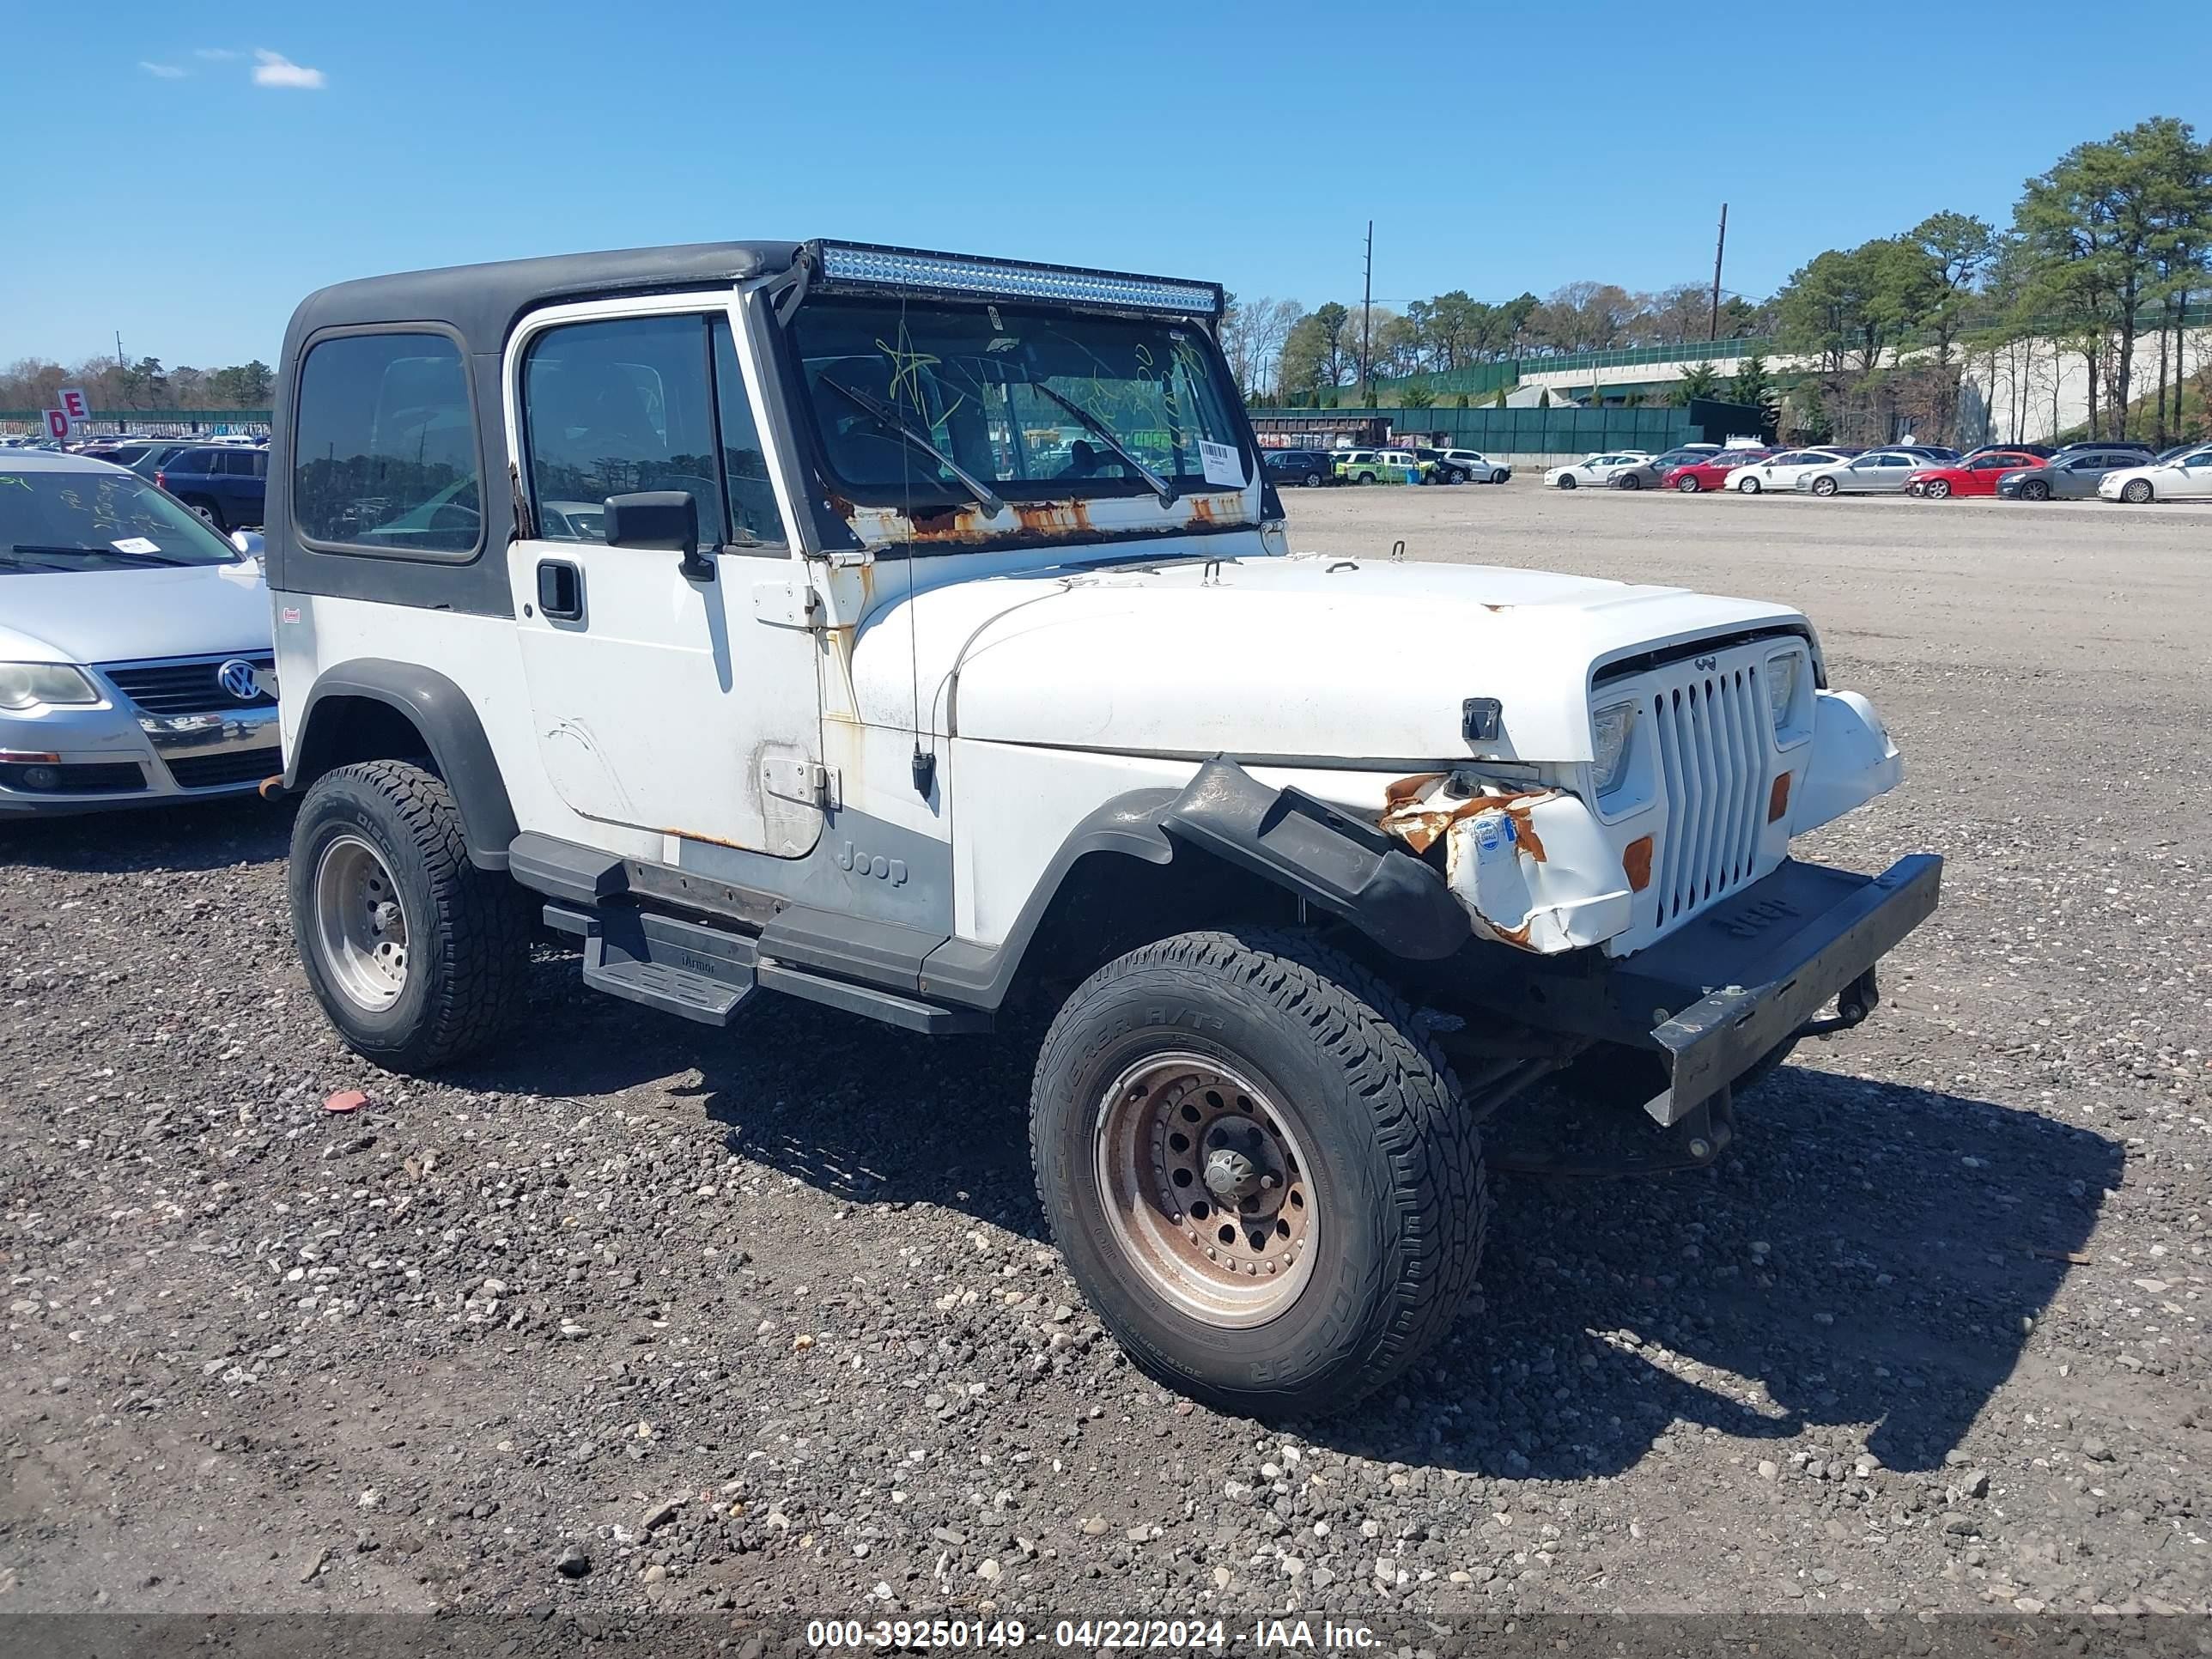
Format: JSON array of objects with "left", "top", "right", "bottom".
[
  {"left": 1259, "top": 446, "right": 1515, "bottom": 487},
  {"left": 3, "top": 432, "right": 272, "bottom": 531},
  {"left": 1537, "top": 436, "right": 2209, "bottom": 505}
]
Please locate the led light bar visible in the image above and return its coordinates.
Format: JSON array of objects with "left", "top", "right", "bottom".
[{"left": 812, "top": 241, "right": 1222, "bottom": 319}]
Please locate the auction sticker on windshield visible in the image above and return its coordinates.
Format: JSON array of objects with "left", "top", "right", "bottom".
[{"left": 1198, "top": 439, "right": 1244, "bottom": 488}]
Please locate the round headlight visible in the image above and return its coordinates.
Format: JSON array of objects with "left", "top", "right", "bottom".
[{"left": 0, "top": 662, "right": 100, "bottom": 711}]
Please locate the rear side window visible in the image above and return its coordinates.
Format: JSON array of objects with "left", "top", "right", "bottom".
[{"left": 294, "top": 331, "right": 482, "bottom": 556}]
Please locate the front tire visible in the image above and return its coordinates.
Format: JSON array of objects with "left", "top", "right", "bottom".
[
  {"left": 1737, "top": 476, "right": 1761, "bottom": 493},
  {"left": 1812, "top": 476, "right": 1839, "bottom": 496},
  {"left": 289, "top": 760, "right": 530, "bottom": 1073},
  {"left": 1924, "top": 479, "right": 1951, "bottom": 499},
  {"left": 2122, "top": 478, "right": 2154, "bottom": 503},
  {"left": 1616, "top": 472, "right": 1642, "bottom": 489},
  {"left": 1676, "top": 475, "right": 1702, "bottom": 492},
  {"left": 2022, "top": 479, "right": 2051, "bottom": 501},
  {"left": 1030, "top": 928, "right": 1487, "bottom": 1418},
  {"left": 1557, "top": 474, "right": 1577, "bottom": 490}
]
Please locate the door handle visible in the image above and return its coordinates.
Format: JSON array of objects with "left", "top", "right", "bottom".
[{"left": 537, "top": 560, "right": 584, "bottom": 622}]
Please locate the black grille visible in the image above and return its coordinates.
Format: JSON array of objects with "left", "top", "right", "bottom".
[
  {"left": 162, "top": 748, "right": 280, "bottom": 790},
  {"left": 0, "top": 761, "right": 147, "bottom": 794},
  {"left": 103, "top": 656, "right": 276, "bottom": 716}
]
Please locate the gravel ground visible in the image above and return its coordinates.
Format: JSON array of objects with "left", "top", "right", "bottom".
[{"left": 3, "top": 484, "right": 2207, "bottom": 1634}]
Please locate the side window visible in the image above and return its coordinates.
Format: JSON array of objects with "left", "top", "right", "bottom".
[
  {"left": 294, "top": 331, "right": 482, "bottom": 555},
  {"left": 524, "top": 314, "right": 725, "bottom": 549},
  {"left": 710, "top": 319, "right": 787, "bottom": 545}
]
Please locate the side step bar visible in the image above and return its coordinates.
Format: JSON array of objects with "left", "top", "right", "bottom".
[{"left": 542, "top": 903, "right": 989, "bottom": 1035}]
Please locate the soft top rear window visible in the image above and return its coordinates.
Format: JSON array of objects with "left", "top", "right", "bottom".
[{"left": 293, "top": 331, "right": 482, "bottom": 557}]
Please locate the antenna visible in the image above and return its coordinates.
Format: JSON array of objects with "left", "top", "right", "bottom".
[{"left": 1709, "top": 204, "right": 1729, "bottom": 342}]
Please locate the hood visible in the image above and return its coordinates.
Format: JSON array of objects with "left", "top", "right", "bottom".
[
  {"left": 0, "top": 561, "right": 270, "bottom": 665},
  {"left": 849, "top": 550, "right": 1805, "bottom": 765}
]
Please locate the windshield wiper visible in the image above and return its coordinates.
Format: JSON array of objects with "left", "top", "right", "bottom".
[
  {"left": 9, "top": 543, "right": 191, "bottom": 568},
  {"left": 818, "top": 378, "right": 1006, "bottom": 518},
  {"left": 1033, "top": 385, "right": 1177, "bottom": 507}
]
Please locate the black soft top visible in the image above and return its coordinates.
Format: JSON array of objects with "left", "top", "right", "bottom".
[{"left": 281, "top": 240, "right": 804, "bottom": 356}]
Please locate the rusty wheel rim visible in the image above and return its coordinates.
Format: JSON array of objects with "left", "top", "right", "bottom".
[{"left": 1093, "top": 1052, "right": 1317, "bottom": 1328}]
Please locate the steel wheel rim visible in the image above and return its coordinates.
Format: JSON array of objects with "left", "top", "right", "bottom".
[
  {"left": 313, "top": 834, "right": 410, "bottom": 1012},
  {"left": 1094, "top": 1051, "right": 1318, "bottom": 1328}
]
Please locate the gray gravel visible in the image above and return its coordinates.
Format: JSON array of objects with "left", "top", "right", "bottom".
[{"left": 2, "top": 483, "right": 2207, "bottom": 1626}]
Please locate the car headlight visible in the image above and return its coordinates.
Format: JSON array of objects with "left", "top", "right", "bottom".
[
  {"left": 0, "top": 662, "right": 100, "bottom": 712},
  {"left": 1591, "top": 701, "right": 1637, "bottom": 795},
  {"left": 1765, "top": 653, "right": 1802, "bottom": 730}
]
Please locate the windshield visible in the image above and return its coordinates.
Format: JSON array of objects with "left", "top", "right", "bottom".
[
  {"left": 0, "top": 465, "right": 241, "bottom": 572},
  {"left": 790, "top": 297, "right": 1245, "bottom": 506}
]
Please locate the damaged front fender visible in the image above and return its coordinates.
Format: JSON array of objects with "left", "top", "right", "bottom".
[{"left": 1379, "top": 775, "right": 1633, "bottom": 953}]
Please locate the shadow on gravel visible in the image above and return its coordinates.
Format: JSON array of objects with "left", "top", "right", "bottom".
[
  {"left": 0, "top": 797, "right": 289, "bottom": 873},
  {"left": 451, "top": 972, "right": 2124, "bottom": 1485},
  {"left": 1311, "top": 1066, "right": 2124, "bottom": 1480}
]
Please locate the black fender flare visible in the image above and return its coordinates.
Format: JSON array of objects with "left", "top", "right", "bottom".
[
  {"left": 917, "top": 759, "right": 1468, "bottom": 1009},
  {"left": 285, "top": 659, "right": 520, "bottom": 871}
]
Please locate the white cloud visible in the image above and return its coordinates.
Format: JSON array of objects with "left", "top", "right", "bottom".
[
  {"left": 139, "top": 60, "right": 188, "bottom": 78},
  {"left": 252, "top": 48, "right": 325, "bottom": 89},
  {"left": 194, "top": 47, "right": 240, "bottom": 60}
]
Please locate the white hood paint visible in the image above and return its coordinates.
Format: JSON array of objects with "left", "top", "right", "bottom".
[
  {"left": 847, "top": 551, "right": 1806, "bottom": 765},
  {"left": 0, "top": 562, "right": 270, "bottom": 665}
]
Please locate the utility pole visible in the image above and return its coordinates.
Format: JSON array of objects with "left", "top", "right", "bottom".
[
  {"left": 1708, "top": 204, "right": 1729, "bottom": 342},
  {"left": 116, "top": 331, "right": 125, "bottom": 371},
  {"left": 1359, "top": 220, "right": 1373, "bottom": 406}
]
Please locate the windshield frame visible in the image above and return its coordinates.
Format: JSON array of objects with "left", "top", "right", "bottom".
[
  {"left": 0, "top": 461, "right": 246, "bottom": 573},
  {"left": 772, "top": 291, "right": 1257, "bottom": 548}
]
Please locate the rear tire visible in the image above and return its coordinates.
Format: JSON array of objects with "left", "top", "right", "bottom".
[
  {"left": 289, "top": 760, "right": 530, "bottom": 1074},
  {"left": 184, "top": 495, "right": 227, "bottom": 532},
  {"left": 1031, "top": 928, "right": 1487, "bottom": 1419},
  {"left": 1303, "top": 471, "right": 1323, "bottom": 488}
]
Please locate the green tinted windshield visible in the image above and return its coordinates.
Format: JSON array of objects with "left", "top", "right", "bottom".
[
  {"left": 0, "top": 467, "right": 241, "bottom": 570},
  {"left": 791, "top": 298, "right": 1243, "bottom": 503}
]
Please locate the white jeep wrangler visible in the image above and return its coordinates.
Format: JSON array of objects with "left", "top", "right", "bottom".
[{"left": 267, "top": 240, "right": 1938, "bottom": 1417}]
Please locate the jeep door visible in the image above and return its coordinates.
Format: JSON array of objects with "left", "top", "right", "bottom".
[{"left": 504, "top": 298, "right": 824, "bottom": 857}]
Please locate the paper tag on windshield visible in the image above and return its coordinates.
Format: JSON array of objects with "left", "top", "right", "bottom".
[
  {"left": 112, "top": 537, "right": 161, "bottom": 555},
  {"left": 1198, "top": 440, "right": 1244, "bottom": 489}
]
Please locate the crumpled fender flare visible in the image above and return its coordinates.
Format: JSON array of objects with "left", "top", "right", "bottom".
[{"left": 1161, "top": 758, "right": 1470, "bottom": 961}]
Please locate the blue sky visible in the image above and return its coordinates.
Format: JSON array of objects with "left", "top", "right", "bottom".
[{"left": 3, "top": 1, "right": 2208, "bottom": 371}]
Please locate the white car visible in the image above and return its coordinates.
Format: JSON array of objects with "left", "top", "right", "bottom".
[
  {"left": 0, "top": 451, "right": 277, "bottom": 817},
  {"left": 1426, "top": 447, "right": 1511, "bottom": 484},
  {"left": 263, "top": 237, "right": 1937, "bottom": 1420},
  {"left": 1729, "top": 448, "right": 1853, "bottom": 494},
  {"left": 1795, "top": 450, "right": 1923, "bottom": 496},
  {"left": 1544, "top": 452, "right": 1654, "bottom": 490},
  {"left": 2097, "top": 445, "right": 2212, "bottom": 503}
]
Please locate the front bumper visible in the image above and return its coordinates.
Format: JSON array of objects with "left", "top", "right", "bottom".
[
  {"left": 1614, "top": 854, "right": 1942, "bottom": 1124},
  {"left": 0, "top": 696, "right": 280, "bottom": 817}
]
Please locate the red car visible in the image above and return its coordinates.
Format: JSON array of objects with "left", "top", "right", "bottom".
[
  {"left": 1663, "top": 447, "right": 1775, "bottom": 492},
  {"left": 1905, "top": 452, "right": 2045, "bottom": 499}
]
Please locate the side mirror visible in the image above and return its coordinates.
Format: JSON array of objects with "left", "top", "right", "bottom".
[
  {"left": 229, "top": 529, "right": 264, "bottom": 558},
  {"left": 605, "top": 490, "right": 712, "bottom": 580}
]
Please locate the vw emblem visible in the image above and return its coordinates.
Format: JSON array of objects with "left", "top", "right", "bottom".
[{"left": 216, "top": 659, "right": 262, "bottom": 702}]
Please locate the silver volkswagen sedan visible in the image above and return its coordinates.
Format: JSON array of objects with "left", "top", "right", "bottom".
[{"left": 0, "top": 451, "right": 277, "bottom": 817}]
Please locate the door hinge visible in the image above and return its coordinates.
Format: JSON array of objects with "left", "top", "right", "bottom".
[
  {"left": 751, "top": 579, "right": 824, "bottom": 629},
  {"left": 762, "top": 755, "right": 837, "bottom": 810}
]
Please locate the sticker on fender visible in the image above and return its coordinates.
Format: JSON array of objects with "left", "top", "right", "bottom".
[{"left": 1198, "top": 440, "right": 1244, "bottom": 489}]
